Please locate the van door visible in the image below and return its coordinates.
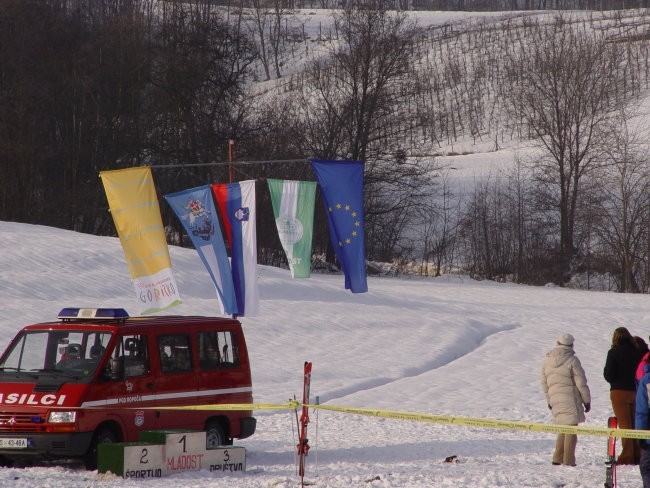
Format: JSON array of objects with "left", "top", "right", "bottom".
[
  {"left": 154, "top": 333, "right": 198, "bottom": 429},
  {"left": 85, "top": 334, "right": 159, "bottom": 436},
  {"left": 196, "top": 329, "right": 249, "bottom": 394}
]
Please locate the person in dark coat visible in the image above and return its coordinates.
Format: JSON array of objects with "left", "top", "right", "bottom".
[{"left": 604, "top": 327, "right": 645, "bottom": 465}]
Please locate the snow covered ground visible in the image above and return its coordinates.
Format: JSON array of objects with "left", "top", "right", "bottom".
[{"left": 1, "top": 220, "right": 649, "bottom": 487}]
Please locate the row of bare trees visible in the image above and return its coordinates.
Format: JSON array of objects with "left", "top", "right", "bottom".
[
  {"left": 408, "top": 14, "right": 650, "bottom": 290},
  {"left": 0, "top": 0, "right": 429, "bottom": 264},
  {"left": 211, "top": 1, "right": 650, "bottom": 11},
  {"left": 448, "top": 119, "right": 650, "bottom": 293},
  {"left": 2, "top": 1, "right": 650, "bottom": 289},
  {"left": 0, "top": 0, "right": 260, "bottom": 235}
]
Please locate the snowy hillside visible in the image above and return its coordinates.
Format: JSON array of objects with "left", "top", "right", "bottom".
[{"left": 1, "top": 220, "right": 650, "bottom": 487}]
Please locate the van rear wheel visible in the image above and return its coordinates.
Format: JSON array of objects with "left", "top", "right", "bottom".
[
  {"left": 84, "top": 427, "right": 118, "bottom": 470},
  {"left": 205, "top": 421, "right": 226, "bottom": 449}
]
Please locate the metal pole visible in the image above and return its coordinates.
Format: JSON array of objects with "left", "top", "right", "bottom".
[{"left": 228, "top": 139, "right": 235, "bottom": 183}]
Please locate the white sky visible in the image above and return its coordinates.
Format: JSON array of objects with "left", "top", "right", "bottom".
[{"left": 1, "top": 219, "right": 648, "bottom": 487}]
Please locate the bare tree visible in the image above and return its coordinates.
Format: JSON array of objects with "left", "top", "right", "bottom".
[
  {"left": 267, "top": 1, "right": 295, "bottom": 79},
  {"left": 504, "top": 17, "right": 630, "bottom": 285},
  {"left": 246, "top": 0, "right": 298, "bottom": 81},
  {"left": 247, "top": 0, "right": 273, "bottom": 81},
  {"left": 292, "top": 3, "right": 437, "bottom": 260},
  {"left": 319, "top": 3, "right": 420, "bottom": 163},
  {"left": 592, "top": 113, "right": 650, "bottom": 292},
  {"left": 418, "top": 169, "right": 461, "bottom": 277},
  {"left": 148, "top": 1, "right": 257, "bottom": 169},
  {"left": 459, "top": 174, "right": 520, "bottom": 281}
]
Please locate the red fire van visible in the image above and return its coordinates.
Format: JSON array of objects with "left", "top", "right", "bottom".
[{"left": 0, "top": 308, "right": 256, "bottom": 469}]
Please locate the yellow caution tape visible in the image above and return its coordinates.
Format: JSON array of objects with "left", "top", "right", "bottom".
[
  {"left": 138, "top": 400, "right": 650, "bottom": 439},
  {"left": 150, "top": 401, "right": 299, "bottom": 411},
  {"left": 308, "top": 403, "right": 650, "bottom": 440}
]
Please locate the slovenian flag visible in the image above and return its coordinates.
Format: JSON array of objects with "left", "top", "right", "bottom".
[
  {"left": 311, "top": 159, "right": 368, "bottom": 293},
  {"left": 211, "top": 180, "right": 260, "bottom": 317},
  {"left": 164, "top": 185, "right": 238, "bottom": 316},
  {"left": 267, "top": 179, "right": 317, "bottom": 278}
]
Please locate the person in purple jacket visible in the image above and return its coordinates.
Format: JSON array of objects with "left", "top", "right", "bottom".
[
  {"left": 635, "top": 364, "right": 650, "bottom": 486},
  {"left": 635, "top": 336, "right": 650, "bottom": 384}
]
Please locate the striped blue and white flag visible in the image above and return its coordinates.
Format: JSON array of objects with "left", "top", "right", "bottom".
[{"left": 164, "top": 185, "right": 238, "bottom": 316}]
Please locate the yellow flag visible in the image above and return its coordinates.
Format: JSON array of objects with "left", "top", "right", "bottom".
[{"left": 100, "top": 167, "right": 181, "bottom": 314}]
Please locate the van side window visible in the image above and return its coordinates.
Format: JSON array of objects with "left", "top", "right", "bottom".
[
  {"left": 197, "top": 330, "right": 240, "bottom": 370},
  {"left": 116, "top": 335, "right": 149, "bottom": 377},
  {"left": 158, "top": 334, "right": 192, "bottom": 373}
]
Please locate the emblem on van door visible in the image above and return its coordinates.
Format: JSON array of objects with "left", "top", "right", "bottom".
[
  {"left": 135, "top": 410, "right": 144, "bottom": 427},
  {"left": 126, "top": 381, "right": 134, "bottom": 393}
]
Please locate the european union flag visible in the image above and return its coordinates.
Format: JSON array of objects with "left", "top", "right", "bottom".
[{"left": 311, "top": 159, "right": 368, "bottom": 293}]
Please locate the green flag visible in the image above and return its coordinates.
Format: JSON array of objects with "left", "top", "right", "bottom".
[{"left": 267, "top": 179, "right": 317, "bottom": 278}]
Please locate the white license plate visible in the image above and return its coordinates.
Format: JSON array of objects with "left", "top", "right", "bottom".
[{"left": 0, "top": 438, "right": 27, "bottom": 449}]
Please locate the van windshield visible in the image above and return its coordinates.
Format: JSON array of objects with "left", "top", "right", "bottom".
[{"left": 0, "top": 330, "right": 112, "bottom": 379}]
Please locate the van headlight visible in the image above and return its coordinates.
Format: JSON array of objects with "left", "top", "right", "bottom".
[{"left": 48, "top": 411, "right": 76, "bottom": 423}]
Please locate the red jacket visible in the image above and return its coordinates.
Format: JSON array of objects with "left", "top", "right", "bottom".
[{"left": 636, "top": 351, "right": 650, "bottom": 383}]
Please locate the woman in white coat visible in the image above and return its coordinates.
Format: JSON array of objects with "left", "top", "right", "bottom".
[{"left": 541, "top": 333, "right": 592, "bottom": 466}]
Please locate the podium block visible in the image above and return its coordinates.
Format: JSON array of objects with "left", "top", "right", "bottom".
[
  {"left": 98, "top": 442, "right": 165, "bottom": 478},
  {"left": 204, "top": 446, "right": 246, "bottom": 473},
  {"left": 139, "top": 430, "right": 246, "bottom": 475},
  {"left": 98, "top": 430, "right": 246, "bottom": 477},
  {"left": 138, "top": 429, "right": 202, "bottom": 446},
  {"left": 163, "top": 431, "right": 210, "bottom": 474}
]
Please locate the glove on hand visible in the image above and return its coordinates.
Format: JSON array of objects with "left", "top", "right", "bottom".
[
  {"left": 548, "top": 404, "right": 552, "bottom": 410},
  {"left": 584, "top": 403, "right": 591, "bottom": 413}
]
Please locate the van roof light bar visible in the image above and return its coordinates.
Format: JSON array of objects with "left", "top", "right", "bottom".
[{"left": 57, "top": 308, "right": 130, "bottom": 321}]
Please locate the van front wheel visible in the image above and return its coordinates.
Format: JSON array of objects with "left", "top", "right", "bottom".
[
  {"left": 205, "top": 421, "right": 226, "bottom": 449},
  {"left": 84, "top": 427, "right": 118, "bottom": 470}
]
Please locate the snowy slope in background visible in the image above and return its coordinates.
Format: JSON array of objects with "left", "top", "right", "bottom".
[{"left": 1, "top": 220, "right": 649, "bottom": 487}]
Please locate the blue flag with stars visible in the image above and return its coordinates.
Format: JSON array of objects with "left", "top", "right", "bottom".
[{"left": 311, "top": 159, "right": 368, "bottom": 293}]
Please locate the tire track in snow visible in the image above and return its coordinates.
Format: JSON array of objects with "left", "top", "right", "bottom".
[{"left": 318, "top": 320, "right": 520, "bottom": 404}]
